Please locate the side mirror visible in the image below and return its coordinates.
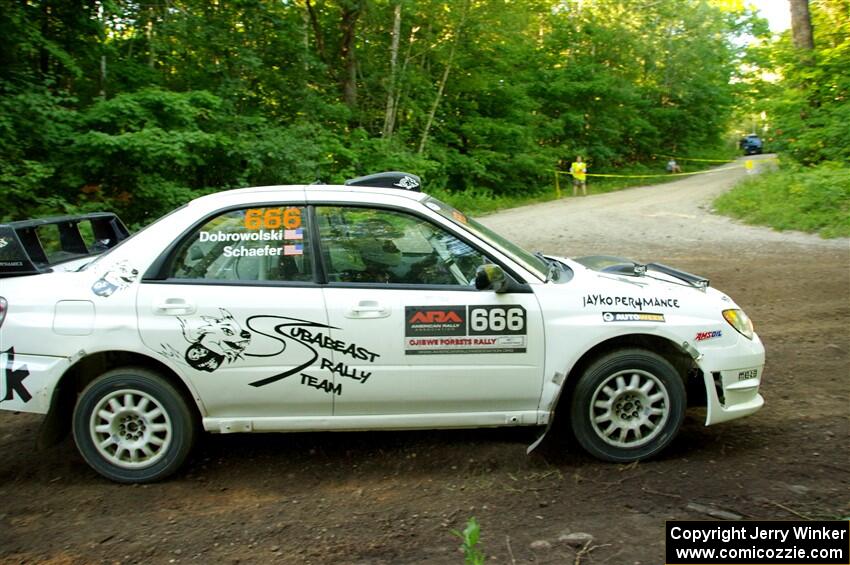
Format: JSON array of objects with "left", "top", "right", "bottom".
[{"left": 475, "top": 264, "right": 510, "bottom": 293}]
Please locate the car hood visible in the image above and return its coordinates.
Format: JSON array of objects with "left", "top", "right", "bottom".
[{"left": 548, "top": 255, "right": 739, "bottom": 315}]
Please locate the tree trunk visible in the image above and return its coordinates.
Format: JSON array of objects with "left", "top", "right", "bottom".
[
  {"left": 418, "top": 0, "right": 469, "bottom": 154},
  {"left": 339, "top": 1, "right": 363, "bottom": 108},
  {"left": 382, "top": 2, "right": 402, "bottom": 138},
  {"left": 98, "top": 2, "right": 107, "bottom": 97},
  {"left": 417, "top": 42, "right": 456, "bottom": 155},
  {"left": 305, "top": 0, "right": 327, "bottom": 63},
  {"left": 790, "top": 0, "right": 814, "bottom": 50}
]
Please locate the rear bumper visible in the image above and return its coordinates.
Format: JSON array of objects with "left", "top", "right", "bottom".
[
  {"left": 0, "top": 350, "right": 68, "bottom": 414},
  {"left": 696, "top": 333, "right": 765, "bottom": 425}
]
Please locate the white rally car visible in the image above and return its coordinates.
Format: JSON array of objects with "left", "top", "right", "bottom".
[{"left": 0, "top": 172, "right": 764, "bottom": 483}]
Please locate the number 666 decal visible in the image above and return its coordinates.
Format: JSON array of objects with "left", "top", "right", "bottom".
[{"left": 469, "top": 305, "right": 526, "bottom": 335}]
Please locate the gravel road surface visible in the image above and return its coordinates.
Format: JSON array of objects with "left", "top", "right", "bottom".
[{"left": 1, "top": 155, "right": 847, "bottom": 564}]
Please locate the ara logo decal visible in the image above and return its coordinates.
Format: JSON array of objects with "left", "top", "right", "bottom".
[
  {"left": 409, "top": 311, "right": 464, "bottom": 324},
  {"left": 0, "top": 348, "right": 32, "bottom": 404},
  {"left": 405, "top": 306, "right": 467, "bottom": 337},
  {"left": 92, "top": 260, "right": 139, "bottom": 297},
  {"left": 394, "top": 175, "right": 420, "bottom": 190},
  {"left": 0, "top": 237, "right": 8, "bottom": 249}
]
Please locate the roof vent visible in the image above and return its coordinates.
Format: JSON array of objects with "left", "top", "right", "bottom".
[{"left": 344, "top": 171, "right": 421, "bottom": 192}]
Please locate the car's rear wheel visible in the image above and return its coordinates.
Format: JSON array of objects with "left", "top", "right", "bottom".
[
  {"left": 72, "top": 367, "right": 196, "bottom": 483},
  {"left": 570, "top": 349, "right": 685, "bottom": 462}
]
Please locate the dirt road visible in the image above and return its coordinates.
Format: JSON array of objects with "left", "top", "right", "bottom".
[{"left": 1, "top": 155, "right": 848, "bottom": 564}]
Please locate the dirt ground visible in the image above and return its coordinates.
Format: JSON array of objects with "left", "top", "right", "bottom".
[{"left": 1, "top": 155, "right": 848, "bottom": 564}]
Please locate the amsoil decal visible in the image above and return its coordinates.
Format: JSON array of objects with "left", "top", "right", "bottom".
[
  {"left": 405, "top": 305, "right": 527, "bottom": 355},
  {"left": 583, "top": 294, "right": 680, "bottom": 310},
  {"left": 158, "top": 310, "right": 380, "bottom": 397},
  {"left": 695, "top": 330, "right": 722, "bottom": 341},
  {"left": 602, "top": 312, "right": 665, "bottom": 323},
  {"left": 0, "top": 347, "right": 31, "bottom": 404}
]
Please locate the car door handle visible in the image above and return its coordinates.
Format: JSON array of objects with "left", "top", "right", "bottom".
[
  {"left": 154, "top": 298, "right": 196, "bottom": 315},
  {"left": 346, "top": 301, "right": 390, "bottom": 319}
]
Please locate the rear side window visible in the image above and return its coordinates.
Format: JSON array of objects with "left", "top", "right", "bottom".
[{"left": 168, "top": 206, "right": 312, "bottom": 282}]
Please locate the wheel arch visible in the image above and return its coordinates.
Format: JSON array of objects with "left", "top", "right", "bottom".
[
  {"left": 38, "top": 350, "right": 203, "bottom": 449},
  {"left": 555, "top": 333, "right": 703, "bottom": 418}
]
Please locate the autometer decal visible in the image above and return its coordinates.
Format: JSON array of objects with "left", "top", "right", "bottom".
[
  {"left": 0, "top": 347, "right": 31, "bottom": 404},
  {"left": 602, "top": 312, "right": 666, "bottom": 322},
  {"left": 158, "top": 311, "right": 380, "bottom": 396},
  {"left": 404, "top": 305, "right": 527, "bottom": 355},
  {"left": 91, "top": 260, "right": 139, "bottom": 297}
]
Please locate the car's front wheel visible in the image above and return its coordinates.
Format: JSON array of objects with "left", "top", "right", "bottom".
[
  {"left": 72, "top": 367, "right": 196, "bottom": 483},
  {"left": 570, "top": 349, "right": 685, "bottom": 462}
]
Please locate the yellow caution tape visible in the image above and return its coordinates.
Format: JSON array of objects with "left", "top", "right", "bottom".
[
  {"left": 657, "top": 155, "right": 736, "bottom": 163},
  {"left": 554, "top": 164, "right": 742, "bottom": 179}
]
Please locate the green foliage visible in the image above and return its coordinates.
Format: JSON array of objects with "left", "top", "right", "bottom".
[
  {"left": 737, "top": 0, "right": 849, "bottom": 165},
  {"left": 0, "top": 0, "right": 753, "bottom": 226},
  {"left": 714, "top": 163, "right": 850, "bottom": 238},
  {"left": 725, "top": 1, "right": 849, "bottom": 239},
  {"left": 451, "top": 517, "right": 485, "bottom": 565}
]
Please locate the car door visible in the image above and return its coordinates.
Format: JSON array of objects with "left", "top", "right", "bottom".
[
  {"left": 136, "top": 203, "right": 336, "bottom": 420},
  {"left": 313, "top": 204, "right": 545, "bottom": 418}
]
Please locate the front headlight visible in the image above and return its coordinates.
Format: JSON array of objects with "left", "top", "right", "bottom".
[{"left": 723, "top": 309, "right": 754, "bottom": 340}]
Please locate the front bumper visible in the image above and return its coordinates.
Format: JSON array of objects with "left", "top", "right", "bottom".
[{"left": 697, "top": 332, "right": 765, "bottom": 425}]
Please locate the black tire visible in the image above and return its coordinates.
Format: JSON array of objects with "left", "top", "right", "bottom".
[
  {"left": 570, "top": 349, "right": 685, "bottom": 462},
  {"left": 72, "top": 367, "right": 196, "bottom": 483}
]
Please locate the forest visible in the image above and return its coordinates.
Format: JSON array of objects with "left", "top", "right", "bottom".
[{"left": 0, "top": 0, "right": 846, "bottom": 233}]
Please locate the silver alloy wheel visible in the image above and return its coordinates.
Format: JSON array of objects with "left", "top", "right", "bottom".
[
  {"left": 89, "top": 389, "right": 172, "bottom": 469},
  {"left": 589, "top": 369, "right": 670, "bottom": 448}
]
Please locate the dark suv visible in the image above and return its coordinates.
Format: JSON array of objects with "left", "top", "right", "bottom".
[{"left": 740, "top": 134, "right": 763, "bottom": 155}]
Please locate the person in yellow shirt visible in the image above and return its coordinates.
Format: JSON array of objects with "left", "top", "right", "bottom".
[{"left": 570, "top": 155, "right": 587, "bottom": 196}]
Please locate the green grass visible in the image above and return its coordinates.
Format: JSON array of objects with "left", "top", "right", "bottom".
[
  {"left": 714, "top": 161, "right": 850, "bottom": 239},
  {"left": 429, "top": 149, "right": 740, "bottom": 216}
]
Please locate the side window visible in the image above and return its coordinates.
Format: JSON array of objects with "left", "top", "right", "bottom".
[
  {"left": 169, "top": 206, "right": 312, "bottom": 282},
  {"left": 315, "top": 206, "right": 487, "bottom": 285}
]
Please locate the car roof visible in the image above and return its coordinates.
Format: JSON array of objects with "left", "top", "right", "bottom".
[{"left": 187, "top": 183, "right": 429, "bottom": 208}]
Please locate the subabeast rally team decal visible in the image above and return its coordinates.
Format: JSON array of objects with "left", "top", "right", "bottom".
[
  {"left": 158, "top": 310, "right": 380, "bottom": 396},
  {"left": 404, "top": 305, "right": 527, "bottom": 354}
]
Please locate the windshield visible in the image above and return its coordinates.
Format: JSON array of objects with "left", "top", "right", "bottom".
[{"left": 424, "top": 197, "right": 550, "bottom": 281}]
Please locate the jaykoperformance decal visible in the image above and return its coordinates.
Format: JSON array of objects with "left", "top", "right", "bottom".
[
  {"left": 91, "top": 260, "right": 139, "bottom": 297},
  {"left": 158, "top": 310, "right": 380, "bottom": 397},
  {"left": 583, "top": 294, "right": 680, "bottom": 310},
  {"left": 0, "top": 347, "right": 31, "bottom": 404},
  {"left": 404, "top": 305, "right": 527, "bottom": 355}
]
